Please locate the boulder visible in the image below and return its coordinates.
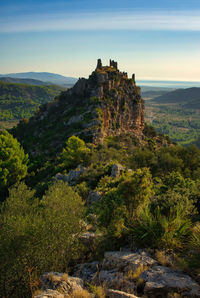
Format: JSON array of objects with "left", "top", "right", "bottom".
[
  {"left": 97, "top": 270, "right": 136, "bottom": 294},
  {"left": 67, "top": 114, "right": 84, "bottom": 126},
  {"left": 54, "top": 173, "right": 68, "bottom": 183},
  {"left": 141, "top": 266, "right": 200, "bottom": 297},
  {"left": 102, "top": 250, "right": 157, "bottom": 272},
  {"left": 74, "top": 261, "right": 99, "bottom": 283},
  {"left": 66, "top": 165, "right": 85, "bottom": 186},
  {"left": 111, "top": 164, "right": 125, "bottom": 178},
  {"left": 87, "top": 191, "right": 101, "bottom": 205},
  {"left": 38, "top": 272, "right": 84, "bottom": 296}
]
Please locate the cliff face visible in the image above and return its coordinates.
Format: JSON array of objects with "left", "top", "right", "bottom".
[
  {"left": 14, "top": 60, "right": 145, "bottom": 157},
  {"left": 66, "top": 59, "right": 145, "bottom": 143}
]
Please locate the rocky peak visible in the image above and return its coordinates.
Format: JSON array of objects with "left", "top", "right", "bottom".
[
  {"left": 68, "top": 59, "right": 145, "bottom": 142},
  {"left": 14, "top": 59, "right": 145, "bottom": 157}
]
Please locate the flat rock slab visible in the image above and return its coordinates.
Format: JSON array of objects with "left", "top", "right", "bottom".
[
  {"left": 98, "top": 270, "right": 136, "bottom": 294},
  {"left": 103, "top": 250, "right": 157, "bottom": 272},
  {"left": 141, "top": 266, "right": 200, "bottom": 297}
]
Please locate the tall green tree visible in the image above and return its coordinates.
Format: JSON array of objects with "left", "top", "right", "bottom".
[
  {"left": 61, "top": 135, "right": 90, "bottom": 169},
  {"left": 0, "top": 130, "right": 28, "bottom": 195}
]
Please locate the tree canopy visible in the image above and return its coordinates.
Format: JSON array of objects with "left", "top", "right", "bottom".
[{"left": 0, "top": 130, "right": 28, "bottom": 194}]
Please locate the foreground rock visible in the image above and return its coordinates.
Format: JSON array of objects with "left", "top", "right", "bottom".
[
  {"left": 37, "top": 249, "right": 200, "bottom": 298},
  {"left": 75, "top": 249, "right": 200, "bottom": 297},
  {"left": 34, "top": 272, "right": 84, "bottom": 298},
  {"left": 141, "top": 266, "right": 200, "bottom": 297},
  {"left": 102, "top": 250, "right": 157, "bottom": 272}
]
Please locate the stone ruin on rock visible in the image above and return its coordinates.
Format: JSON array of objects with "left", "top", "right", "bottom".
[{"left": 70, "top": 58, "right": 145, "bottom": 143}]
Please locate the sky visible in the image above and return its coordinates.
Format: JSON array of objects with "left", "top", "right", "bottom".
[{"left": 1, "top": 0, "right": 200, "bottom": 81}]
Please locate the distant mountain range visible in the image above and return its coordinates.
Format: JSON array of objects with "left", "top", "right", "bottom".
[
  {"left": 0, "top": 77, "right": 50, "bottom": 86},
  {"left": 0, "top": 72, "right": 78, "bottom": 87},
  {"left": 152, "top": 87, "right": 200, "bottom": 109}
]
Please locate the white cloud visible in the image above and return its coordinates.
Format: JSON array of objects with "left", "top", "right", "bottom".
[{"left": 1, "top": 11, "right": 200, "bottom": 32}]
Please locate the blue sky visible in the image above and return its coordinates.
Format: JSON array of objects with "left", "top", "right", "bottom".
[{"left": 1, "top": 0, "right": 200, "bottom": 81}]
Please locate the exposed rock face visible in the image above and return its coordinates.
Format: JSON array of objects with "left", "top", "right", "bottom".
[
  {"left": 141, "top": 266, "right": 200, "bottom": 297},
  {"left": 74, "top": 249, "right": 200, "bottom": 297},
  {"left": 35, "top": 272, "right": 84, "bottom": 298},
  {"left": 15, "top": 59, "right": 145, "bottom": 158},
  {"left": 67, "top": 59, "right": 145, "bottom": 143},
  {"left": 69, "top": 59, "right": 145, "bottom": 143},
  {"left": 102, "top": 250, "right": 157, "bottom": 272}
]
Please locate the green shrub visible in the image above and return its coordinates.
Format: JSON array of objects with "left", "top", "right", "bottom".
[
  {"left": 0, "top": 181, "right": 85, "bottom": 297},
  {"left": 94, "top": 168, "right": 153, "bottom": 238},
  {"left": 61, "top": 135, "right": 91, "bottom": 169},
  {"left": 131, "top": 206, "right": 191, "bottom": 249}
]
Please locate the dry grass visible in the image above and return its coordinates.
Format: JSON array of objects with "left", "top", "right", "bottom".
[
  {"left": 126, "top": 264, "right": 149, "bottom": 281},
  {"left": 72, "top": 289, "right": 92, "bottom": 298},
  {"left": 167, "top": 293, "right": 181, "bottom": 298},
  {"left": 89, "top": 285, "right": 106, "bottom": 298},
  {"left": 61, "top": 273, "right": 68, "bottom": 281},
  {"left": 32, "top": 289, "right": 43, "bottom": 296},
  {"left": 155, "top": 250, "right": 174, "bottom": 267}
]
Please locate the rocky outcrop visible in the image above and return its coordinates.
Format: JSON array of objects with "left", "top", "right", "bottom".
[
  {"left": 141, "top": 266, "right": 200, "bottom": 297},
  {"left": 15, "top": 59, "right": 145, "bottom": 158},
  {"left": 74, "top": 249, "right": 200, "bottom": 298},
  {"left": 34, "top": 272, "right": 84, "bottom": 298},
  {"left": 102, "top": 250, "right": 157, "bottom": 272},
  {"left": 54, "top": 165, "right": 85, "bottom": 186}
]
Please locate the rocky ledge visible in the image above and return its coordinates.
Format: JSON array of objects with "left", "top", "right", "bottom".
[{"left": 35, "top": 248, "right": 200, "bottom": 298}]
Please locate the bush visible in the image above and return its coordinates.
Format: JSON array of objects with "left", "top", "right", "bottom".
[
  {"left": 131, "top": 206, "right": 191, "bottom": 249},
  {"left": 0, "top": 181, "right": 85, "bottom": 297},
  {"left": 61, "top": 135, "right": 91, "bottom": 169},
  {"left": 94, "top": 168, "right": 153, "bottom": 238}
]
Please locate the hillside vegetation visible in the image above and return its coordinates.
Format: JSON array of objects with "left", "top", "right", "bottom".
[
  {"left": 0, "top": 81, "right": 65, "bottom": 121},
  {"left": 1, "top": 60, "right": 200, "bottom": 297}
]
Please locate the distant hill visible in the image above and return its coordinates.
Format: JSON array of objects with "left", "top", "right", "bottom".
[
  {"left": 142, "top": 90, "right": 170, "bottom": 99},
  {"left": 0, "top": 77, "right": 49, "bottom": 86},
  {"left": 0, "top": 81, "right": 65, "bottom": 120},
  {"left": 153, "top": 87, "right": 200, "bottom": 108},
  {"left": 0, "top": 72, "right": 78, "bottom": 87}
]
